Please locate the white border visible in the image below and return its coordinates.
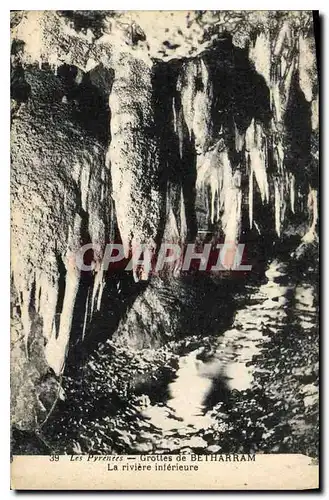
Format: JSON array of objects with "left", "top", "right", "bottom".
[{"left": 1, "top": 3, "right": 327, "bottom": 498}]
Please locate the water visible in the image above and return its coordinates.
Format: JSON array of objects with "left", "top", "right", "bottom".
[{"left": 131, "top": 259, "right": 318, "bottom": 454}]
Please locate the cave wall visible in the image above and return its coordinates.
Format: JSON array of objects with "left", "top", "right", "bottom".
[{"left": 10, "top": 11, "right": 318, "bottom": 430}]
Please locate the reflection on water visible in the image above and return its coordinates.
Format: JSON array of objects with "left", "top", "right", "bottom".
[
  {"left": 135, "top": 259, "right": 318, "bottom": 453},
  {"left": 142, "top": 349, "right": 214, "bottom": 431}
]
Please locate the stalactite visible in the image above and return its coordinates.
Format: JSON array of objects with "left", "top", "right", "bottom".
[
  {"left": 248, "top": 23, "right": 295, "bottom": 237},
  {"left": 221, "top": 168, "right": 242, "bottom": 246},
  {"left": 298, "top": 34, "right": 317, "bottom": 104},
  {"left": 163, "top": 191, "right": 180, "bottom": 243},
  {"left": 11, "top": 60, "right": 111, "bottom": 385},
  {"left": 290, "top": 173, "right": 296, "bottom": 214},
  {"left": 82, "top": 288, "right": 91, "bottom": 340},
  {"left": 302, "top": 187, "right": 318, "bottom": 243},
  {"left": 234, "top": 123, "right": 245, "bottom": 153},
  {"left": 80, "top": 162, "right": 90, "bottom": 212},
  {"left": 274, "top": 180, "right": 281, "bottom": 237},
  {"left": 249, "top": 31, "right": 271, "bottom": 89},
  {"left": 196, "top": 143, "right": 223, "bottom": 225},
  {"left": 45, "top": 267, "right": 80, "bottom": 375},
  {"left": 91, "top": 269, "right": 105, "bottom": 315},
  {"left": 245, "top": 118, "right": 269, "bottom": 204},
  {"left": 177, "top": 60, "right": 196, "bottom": 142},
  {"left": 179, "top": 57, "right": 213, "bottom": 153},
  {"left": 298, "top": 31, "right": 319, "bottom": 245},
  {"left": 21, "top": 288, "right": 32, "bottom": 356},
  {"left": 249, "top": 168, "right": 254, "bottom": 229},
  {"left": 192, "top": 59, "right": 213, "bottom": 154},
  {"left": 180, "top": 188, "right": 188, "bottom": 244},
  {"left": 109, "top": 53, "right": 163, "bottom": 278},
  {"left": 271, "top": 28, "right": 296, "bottom": 138},
  {"left": 160, "top": 191, "right": 184, "bottom": 276},
  {"left": 196, "top": 140, "right": 243, "bottom": 246},
  {"left": 38, "top": 274, "right": 59, "bottom": 342}
]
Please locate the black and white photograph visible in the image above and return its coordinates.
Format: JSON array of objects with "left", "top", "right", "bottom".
[{"left": 10, "top": 9, "right": 319, "bottom": 490}]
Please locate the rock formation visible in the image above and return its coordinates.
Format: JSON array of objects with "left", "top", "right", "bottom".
[{"left": 10, "top": 11, "right": 318, "bottom": 432}]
